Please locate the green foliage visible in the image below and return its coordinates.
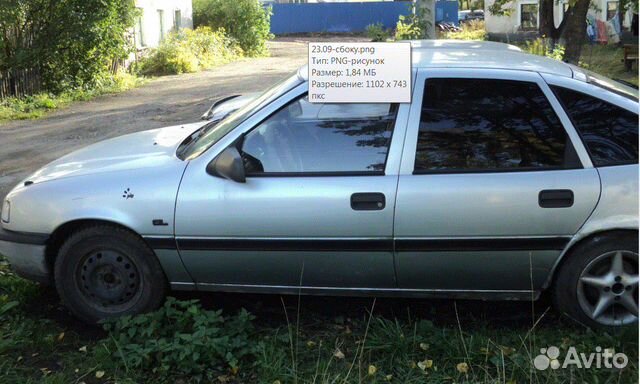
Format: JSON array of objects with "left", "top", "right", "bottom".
[
  {"left": 103, "top": 297, "right": 259, "bottom": 376},
  {"left": 137, "top": 27, "right": 241, "bottom": 76},
  {"left": 442, "top": 20, "right": 487, "bottom": 40},
  {"left": 487, "top": 0, "right": 514, "bottom": 16},
  {"left": 394, "top": 4, "right": 434, "bottom": 41},
  {"left": 524, "top": 38, "right": 566, "bottom": 61},
  {"left": 366, "top": 23, "right": 390, "bottom": 42},
  {"left": 395, "top": 15, "right": 424, "bottom": 40},
  {"left": 0, "top": 0, "right": 138, "bottom": 93},
  {"left": 193, "top": 0, "right": 273, "bottom": 56},
  {"left": 0, "top": 72, "right": 144, "bottom": 122}
]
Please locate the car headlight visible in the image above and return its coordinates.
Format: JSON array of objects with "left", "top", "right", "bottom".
[{"left": 1, "top": 200, "right": 9, "bottom": 223}]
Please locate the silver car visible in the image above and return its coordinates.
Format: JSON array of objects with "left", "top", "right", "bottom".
[{"left": 1, "top": 41, "right": 638, "bottom": 327}]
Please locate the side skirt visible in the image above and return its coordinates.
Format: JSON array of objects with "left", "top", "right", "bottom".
[{"left": 170, "top": 282, "right": 540, "bottom": 301}]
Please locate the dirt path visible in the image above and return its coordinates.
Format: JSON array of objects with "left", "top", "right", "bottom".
[{"left": 0, "top": 39, "right": 325, "bottom": 200}]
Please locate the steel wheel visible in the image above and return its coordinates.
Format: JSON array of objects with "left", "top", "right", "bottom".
[
  {"left": 577, "top": 250, "right": 639, "bottom": 326},
  {"left": 75, "top": 248, "right": 143, "bottom": 313}
]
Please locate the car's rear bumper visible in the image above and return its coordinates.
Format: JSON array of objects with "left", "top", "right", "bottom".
[{"left": 0, "top": 227, "right": 50, "bottom": 285}]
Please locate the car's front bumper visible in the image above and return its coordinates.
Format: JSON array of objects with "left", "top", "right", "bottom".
[{"left": 0, "top": 227, "right": 50, "bottom": 285}]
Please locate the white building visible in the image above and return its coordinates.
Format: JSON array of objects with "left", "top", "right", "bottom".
[
  {"left": 133, "top": 0, "right": 193, "bottom": 48},
  {"left": 484, "top": 0, "right": 630, "bottom": 35}
]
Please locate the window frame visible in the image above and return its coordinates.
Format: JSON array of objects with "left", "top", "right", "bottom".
[
  {"left": 173, "top": 9, "right": 182, "bottom": 30},
  {"left": 399, "top": 68, "right": 593, "bottom": 176},
  {"left": 606, "top": 1, "right": 619, "bottom": 21},
  {"left": 238, "top": 92, "right": 400, "bottom": 177},
  {"left": 518, "top": 1, "right": 540, "bottom": 30}
]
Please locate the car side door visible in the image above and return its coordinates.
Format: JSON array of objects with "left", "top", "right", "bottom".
[
  {"left": 393, "top": 69, "right": 601, "bottom": 294},
  {"left": 175, "top": 83, "right": 411, "bottom": 292}
]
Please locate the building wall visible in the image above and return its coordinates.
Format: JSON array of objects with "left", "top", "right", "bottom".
[
  {"left": 134, "top": 0, "right": 193, "bottom": 48},
  {"left": 484, "top": 0, "right": 628, "bottom": 34}
]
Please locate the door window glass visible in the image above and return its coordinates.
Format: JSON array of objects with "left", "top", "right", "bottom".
[
  {"left": 415, "top": 78, "right": 577, "bottom": 173},
  {"left": 241, "top": 95, "right": 397, "bottom": 174},
  {"left": 552, "top": 86, "right": 638, "bottom": 166}
]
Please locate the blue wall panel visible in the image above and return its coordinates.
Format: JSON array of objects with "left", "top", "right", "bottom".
[
  {"left": 270, "top": 2, "right": 411, "bottom": 35},
  {"left": 270, "top": 1, "right": 459, "bottom": 35}
]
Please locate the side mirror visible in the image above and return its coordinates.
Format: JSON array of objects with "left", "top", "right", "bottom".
[{"left": 206, "top": 146, "right": 246, "bottom": 183}]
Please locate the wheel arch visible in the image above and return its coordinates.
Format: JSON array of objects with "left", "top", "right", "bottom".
[
  {"left": 543, "top": 227, "right": 639, "bottom": 290},
  {"left": 45, "top": 219, "right": 151, "bottom": 273}
]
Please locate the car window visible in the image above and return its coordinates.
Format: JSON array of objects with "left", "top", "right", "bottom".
[
  {"left": 414, "top": 78, "right": 579, "bottom": 173},
  {"left": 241, "top": 95, "right": 397, "bottom": 175},
  {"left": 551, "top": 85, "right": 638, "bottom": 166}
]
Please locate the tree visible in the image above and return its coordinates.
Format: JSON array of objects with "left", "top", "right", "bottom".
[
  {"left": 0, "top": 0, "right": 137, "bottom": 92},
  {"left": 488, "top": 0, "right": 588, "bottom": 63},
  {"left": 560, "top": 0, "right": 591, "bottom": 63},
  {"left": 193, "top": 0, "right": 272, "bottom": 56}
]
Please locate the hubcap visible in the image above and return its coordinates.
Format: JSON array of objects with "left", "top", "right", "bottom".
[
  {"left": 76, "top": 249, "right": 141, "bottom": 311},
  {"left": 577, "top": 250, "right": 639, "bottom": 326}
]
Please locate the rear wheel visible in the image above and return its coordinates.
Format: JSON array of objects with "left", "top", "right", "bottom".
[
  {"left": 553, "top": 232, "right": 638, "bottom": 329},
  {"left": 54, "top": 225, "right": 166, "bottom": 323}
]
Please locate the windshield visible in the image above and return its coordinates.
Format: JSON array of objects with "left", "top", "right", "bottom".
[{"left": 180, "top": 72, "right": 303, "bottom": 160}]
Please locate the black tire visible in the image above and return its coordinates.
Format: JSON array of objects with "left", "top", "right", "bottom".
[
  {"left": 553, "top": 231, "right": 638, "bottom": 329},
  {"left": 54, "top": 225, "right": 167, "bottom": 323}
]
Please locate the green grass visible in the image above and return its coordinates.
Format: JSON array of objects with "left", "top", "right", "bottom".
[
  {"left": 579, "top": 44, "right": 639, "bottom": 86},
  {"left": 0, "top": 73, "right": 146, "bottom": 123},
  {"left": 0, "top": 256, "right": 637, "bottom": 383}
]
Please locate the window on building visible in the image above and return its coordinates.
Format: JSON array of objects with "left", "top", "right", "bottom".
[
  {"left": 241, "top": 95, "right": 398, "bottom": 174},
  {"left": 552, "top": 86, "right": 638, "bottom": 166},
  {"left": 414, "top": 78, "right": 578, "bottom": 173},
  {"left": 157, "top": 9, "right": 165, "bottom": 41},
  {"left": 520, "top": 3, "right": 539, "bottom": 30},
  {"left": 174, "top": 9, "right": 182, "bottom": 30},
  {"left": 607, "top": 1, "right": 619, "bottom": 20},
  {"left": 135, "top": 9, "right": 145, "bottom": 47}
]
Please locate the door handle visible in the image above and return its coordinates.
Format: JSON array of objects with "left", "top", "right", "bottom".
[
  {"left": 351, "top": 193, "right": 386, "bottom": 211},
  {"left": 539, "top": 189, "right": 574, "bottom": 208}
]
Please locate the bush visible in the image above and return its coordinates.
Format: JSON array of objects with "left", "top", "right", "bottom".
[
  {"left": 395, "top": 15, "right": 424, "bottom": 40},
  {"left": 137, "top": 27, "right": 242, "bottom": 76},
  {"left": 524, "top": 38, "right": 565, "bottom": 61},
  {"left": 103, "top": 298, "right": 260, "bottom": 376},
  {"left": 366, "top": 23, "right": 390, "bottom": 42},
  {"left": 194, "top": 0, "right": 273, "bottom": 56},
  {"left": 441, "top": 20, "right": 487, "bottom": 40},
  {"left": 0, "top": 0, "right": 137, "bottom": 93},
  {"left": 394, "top": 6, "right": 434, "bottom": 41}
]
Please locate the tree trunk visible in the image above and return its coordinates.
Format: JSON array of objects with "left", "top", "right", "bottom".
[
  {"left": 560, "top": 0, "right": 591, "bottom": 64},
  {"left": 539, "top": 0, "right": 556, "bottom": 38}
]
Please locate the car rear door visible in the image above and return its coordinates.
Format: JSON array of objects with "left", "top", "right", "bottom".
[
  {"left": 393, "top": 68, "right": 601, "bottom": 294},
  {"left": 174, "top": 83, "right": 411, "bottom": 291}
]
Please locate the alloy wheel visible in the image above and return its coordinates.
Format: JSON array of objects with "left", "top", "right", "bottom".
[{"left": 577, "top": 250, "right": 639, "bottom": 326}]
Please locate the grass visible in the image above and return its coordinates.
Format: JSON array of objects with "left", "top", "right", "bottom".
[
  {"left": 0, "top": 255, "right": 637, "bottom": 383},
  {"left": 0, "top": 72, "right": 146, "bottom": 123},
  {"left": 579, "top": 44, "right": 639, "bottom": 86}
]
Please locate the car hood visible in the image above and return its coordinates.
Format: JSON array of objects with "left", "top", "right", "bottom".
[{"left": 25, "top": 122, "right": 206, "bottom": 185}]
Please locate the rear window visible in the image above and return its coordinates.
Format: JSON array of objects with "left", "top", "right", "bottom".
[{"left": 552, "top": 86, "right": 638, "bottom": 167}]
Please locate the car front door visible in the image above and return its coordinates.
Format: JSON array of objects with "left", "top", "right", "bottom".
[
  {"left": 393, "top": 69, "right": 601, "bottom": 294},
  {"left": 175, "top": 84, "right": 410, "bottom": 292}
]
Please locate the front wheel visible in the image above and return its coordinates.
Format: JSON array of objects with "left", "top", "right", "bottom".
[
  {"left": 54, "top": 225, "right": 167, "bottom": 323},
  {"left": 553, "top": 232, "right": 638, "bottom": 329}
]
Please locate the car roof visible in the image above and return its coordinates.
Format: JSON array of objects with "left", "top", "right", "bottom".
[
  {"left": 298, "top": 40, "right": 575, "bottom": 80},
  {"left": 407, "top": 40, "right": 574, "bottom": 77}
]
